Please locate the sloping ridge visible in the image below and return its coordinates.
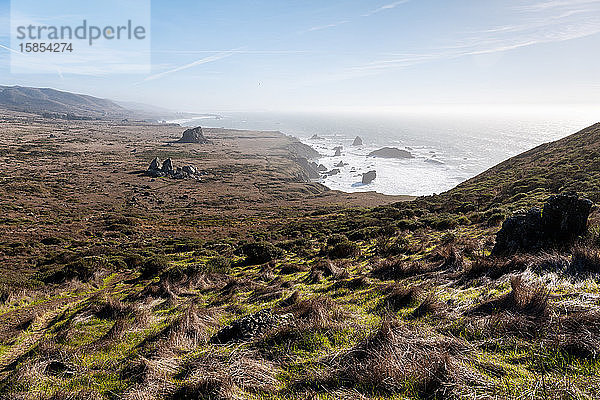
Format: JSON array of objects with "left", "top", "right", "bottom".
[
  {"left": 438, "top": 122, "right": 600, "bottom": 211},
  {"left": 0, "top": 85, "right": 128, "bottom": 118}
]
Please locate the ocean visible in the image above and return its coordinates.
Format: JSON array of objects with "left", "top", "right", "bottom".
[{"left": 171, "top": 110, "right": 598, "bottom": 196}]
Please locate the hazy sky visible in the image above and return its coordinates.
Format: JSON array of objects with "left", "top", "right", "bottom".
[{"left": 1, "top": 0, "right": 599, "bottom": 112}]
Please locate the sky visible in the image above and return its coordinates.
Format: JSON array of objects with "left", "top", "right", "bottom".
[{"left": 0, "top": 0, "right": 599, "bottom": 113}]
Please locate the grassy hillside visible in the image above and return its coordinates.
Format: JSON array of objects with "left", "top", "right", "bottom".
[{"left": 1, "top": 117, "right": 600, "bottom": 399}]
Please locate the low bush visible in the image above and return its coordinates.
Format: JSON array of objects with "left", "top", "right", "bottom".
[
  {"left": 205, "top": 255, "right": 232, "bottom": 273},
  {"left": 242, "top": 242, "right": 284, "bottom": 265},
  {"left": 140, "top": 255, "right": 170, "bottom": 278},
  {"left": 326, "top": 234, "right": 349, "bottom": 247}
]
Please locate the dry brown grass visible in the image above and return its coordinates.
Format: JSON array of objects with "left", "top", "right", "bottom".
[
  {"left": 378, "top": 285, "right": 423, "bottom": 312},
  {"left": 411, "top": 292, "right": 447, "bottom": 319},
  {"left": 172, "top": 350, "right": 279, "bottom": 399},
  {"left": 547, "top": 309, "right": 600, "bottom": 358},
  {"left": 569, "top": 246, "right": 600, "bottom": 276},
  {"left": 371, "top": 258, "right": 428, "bottom": 280},
  {"left": 297, "top": 319, "right": 489, "bottom": 398},
  {"left": 470, "top": 276, "right": 550, "bottom": 318}
]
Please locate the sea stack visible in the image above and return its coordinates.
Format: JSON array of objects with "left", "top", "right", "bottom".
[
  {"left": 368, "top": 147, "right": 413, "bottom": 159},
  {"left": 352, "top": 136, "right": 363, "bottom": 146},
  {"left": 178, "top": 126, "right": 208, "bottom": 144},
  {"left": 362, "top": 170, "right": 376, "bottom": 184}
]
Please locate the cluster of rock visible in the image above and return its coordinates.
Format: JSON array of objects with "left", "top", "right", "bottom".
[
  {"left": 146, "top": 157, "right": 201, "bottom": 179},
  {"left": 177, "top": 126, "right": 208, "bottom": 144},
  {"left": 210, "top": 309, "right": 279, "bottom": 344},
  {"left": 492, "top": 193, "right": 593, "bottom": 255}
]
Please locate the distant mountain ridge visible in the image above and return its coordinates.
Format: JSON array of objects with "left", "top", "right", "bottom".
[{"left": 0, "top": 85, "right": 128, "bottom": 119}]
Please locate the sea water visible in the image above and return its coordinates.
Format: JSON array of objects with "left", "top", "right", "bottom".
[{"left": 173, "top": 110, "right": 598, "bottom": 196}]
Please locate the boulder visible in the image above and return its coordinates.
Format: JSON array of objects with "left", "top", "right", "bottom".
[
  {"left": 210, "top": 309, "right": 278, "bottom": 344},
  {"left": 161, "top": 158, "right": 174, "bottom": 172},
  {"left": 368, "top": 147, "right": 413, "bottom": 159},
  {"left": 178, "top": 126, "right": 208, "bottom": 144},
  {"left": 182, "top": 165, "right": 197, "bottom": 175},
  {"left": 352, "top": 136, "right": 363, "bottom": 146},
  {"left": 148, "top": 157, "right": 161, "bottom": 171},
  {"left": 492, "top": 193, "right": 593, "bottom": 255},
  {"left": 362, "top": 170, "right": 377, "bottom": 184}
]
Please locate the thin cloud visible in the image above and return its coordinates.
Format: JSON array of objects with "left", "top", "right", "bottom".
[
  {"left": 141, "top": 51, "right": 235, "bottom": 82},
  {"left": 306, "top": 20, "right": 349, "bottom": 33},
  {"left": 0, "top": 43, "right": 23, "bottom": 55},
  {"left": 516, "top": 0, "right": 600, "bottom": 11},
  {"left": 301, "top": 3, "right": 600, "bottom": 86},
  {"left": 154, "top": 50, "right": 315, "bottom": 55},
  {"left": 362, "top": 0, "right": 411, "bottom": 17}
]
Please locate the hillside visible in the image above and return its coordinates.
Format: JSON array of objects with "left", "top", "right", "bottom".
[
  {"left": 436, "top": 122, "right": 600, "bottom": 213},
  {"left": 0, "top": 86, "right": 128, "bottom": 119},
  {"left": 0, "top": 115, "right": 600, "bottom": 399}
]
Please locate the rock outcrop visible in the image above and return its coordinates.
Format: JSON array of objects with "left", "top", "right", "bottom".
[
  {"left": 352, "top": 136, "right": 363, "bottom": 146},
  {"left": 492, "top": 193, "right": 593, "bottom": 255},
  {"left": 210, "top": 309, "right": 279, "bottom": 344},
  {"left": 334, "top": 146, "right": 342, "bottom": 157},
  {"left": 286, "top": 140, "right": 321, "bottom": 159},
  {"left": 324, "top": 169, "right": 341, "bottom": 176},
  {"left": 362, "top": 170, "right": 377, "bottom": 184},
  {"left": 148, "top": 157, "right": 161, "bottom": 171},
  {"left": 293, "top": 157, "right": 320, "bottom": 180},
  {"left": 146, "top": 157, "right": 202, "bottom": 180},
  {"left": 368, "top": 147, "right": 413, "bottom": 159},
  {"left": 177, "top": 126, "right": 208, "bottom": 144}
]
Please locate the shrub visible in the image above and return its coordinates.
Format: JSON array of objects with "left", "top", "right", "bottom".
[
  {"left": 376, "top": 235, "right": 409, "bottom": 256},
  {"left": 347, "top": 227, "right": 382, "bottom": 241},
  {"left": 486, "top": 212, "right": 506, "bottom": 227},
  {"left": 242, "top": 242, "right": 283, "bottom": 265},
  {"left": 206, "top": 256, "right": 232, "bottom": 273},
  {"left": 456, "top": 215, "right": 471, "bottom": 225},
  {"left": 396, "top": 219, "right": 423, "bottom": 231},
  {"left": 326, "top": 234, "right": 348, "bottom": 247},
  {"left": 40, "top": 237, "right": 62, "bottom": 245},
  {"left": 328, "top": 240, "right": 361, "bottom": 259},
  {"left": 123, "top": 253, "right": 145, "bottom": 269},
  {"left": 43, "top": 256, "right": 109, "bottom": 283},
  {"left": 140, "top": 255, "right": 170, "bottom": 278}
]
